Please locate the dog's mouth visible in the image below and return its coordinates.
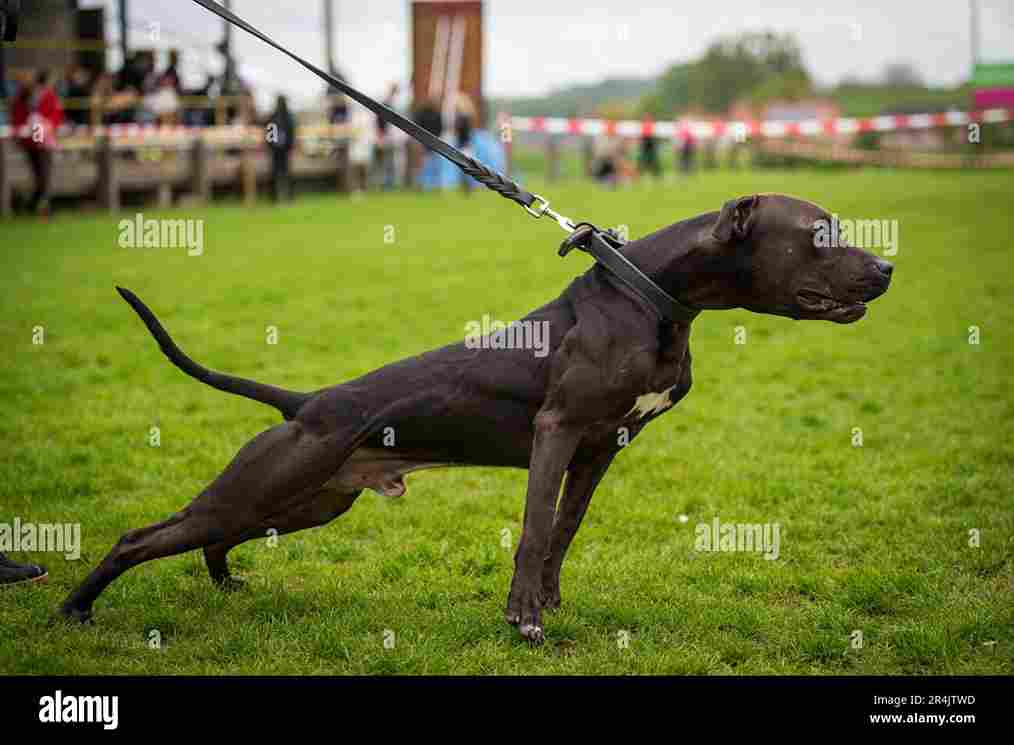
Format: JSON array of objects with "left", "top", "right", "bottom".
[{"left": 795, "top": 290, "right": 867, "bottom": 324}]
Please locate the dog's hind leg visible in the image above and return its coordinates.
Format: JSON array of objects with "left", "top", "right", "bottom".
[
  {"left": 60, "top": 420, "right": 348, "bottom": 623},
  {"left": 203, "top": 487, "right": 363, "bottom": 589},
  {"left": 204, "top": 540, "right": 245, "bottom": 590},
  {"left": 59, "top": 507, "right": 227, "bottom": 623}
]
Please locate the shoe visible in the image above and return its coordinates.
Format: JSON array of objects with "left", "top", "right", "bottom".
[{"left": 0, "top": 554, "right": 48, "bottom": 586}]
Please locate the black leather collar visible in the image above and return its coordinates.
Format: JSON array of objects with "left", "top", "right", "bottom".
[{"left": 559, "top": 224, "right": 700, "bottom": 325}]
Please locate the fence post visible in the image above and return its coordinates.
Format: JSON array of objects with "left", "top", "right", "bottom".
[
  {"left": 582, "top": 136, "right": 594, "bottom": 178},
  {"left": 546, "top": 134, "right": 561, "bottom": 182},
  {"left": 503, "top": 133, "right": 513, "bottom": 178},
  {"left": 401, "top": 139, "right": 413, "bottom": 188},
  {"left": 0, "top": 138, "right": 11, "bottom": 219},
  {"left": 497, "top": 112, "right": 513, "bottom": 177},
  {"left": 190, "top": 134, "right": 210, "bottom": 204},
  {"left": 239, "top": 133, "right": 257, "bottom": 205},
  {"left": 96, "top": 135, "right": 119, "bottom": 213},
  {"left": 157, "top": 142, "right": 173, "bottom": 208},
  {"left": 335, "top": 140, "right": 350, "bottom": 194},
  {"left": 702, "top": 141, "right": 717, "bottom": 169}
]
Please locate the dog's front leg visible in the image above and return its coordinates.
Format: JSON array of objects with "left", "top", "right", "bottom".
[
  {"left": 540, "top": 451, "right": 617, "bottom": 610},
  {"left": 506, "top": 410, "right": 584, "bottom": 645}
]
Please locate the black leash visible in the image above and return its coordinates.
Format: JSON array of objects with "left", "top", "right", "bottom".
[{"left": 188, "top": 0, "right": 698, "bottom": 325}]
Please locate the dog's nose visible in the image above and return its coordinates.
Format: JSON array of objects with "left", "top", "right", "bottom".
[{"left": 874, "top": 258, "right": 893, "bottom": 277}]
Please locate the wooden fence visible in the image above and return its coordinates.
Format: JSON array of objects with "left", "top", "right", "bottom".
[
  {"left": 754, "top": 139, "right": 1014, "bottom": 169},
  {"left": 0, "top": 124, "right": 392, "bottom": 217}
]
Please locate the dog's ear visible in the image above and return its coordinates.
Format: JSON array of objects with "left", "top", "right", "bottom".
[{"left": 712, "top": 195, "right": 759, "bottom": 243}]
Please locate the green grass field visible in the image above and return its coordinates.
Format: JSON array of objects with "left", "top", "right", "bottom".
[{"left": 1, "top": 169, "right": 1012, "bottom": 674}]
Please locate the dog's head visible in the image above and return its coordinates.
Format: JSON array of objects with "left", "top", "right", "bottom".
[{"left": 699, "top": 193, "right": 893, "bottom": 323}]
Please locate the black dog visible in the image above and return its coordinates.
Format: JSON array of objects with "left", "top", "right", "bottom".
[{"left": 62, "top": 194, "right": 892, "bottom": 643}]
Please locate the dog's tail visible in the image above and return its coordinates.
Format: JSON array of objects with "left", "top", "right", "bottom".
[{"left": 116, "top": 287, "right": 311, "bottom": 420}]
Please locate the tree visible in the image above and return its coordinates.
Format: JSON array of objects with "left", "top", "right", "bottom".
[
  {"left": 883, "top": 62, "right": 924, "bottom": 88},
  {"left": 643, "top": 31, "right": 812, "bottom": 116},
  {"left": 644, "top": 63, "right": 691, "bottom": 116},
  {"left": 748, "top": 69, "right": 815, "bottom": 107}
]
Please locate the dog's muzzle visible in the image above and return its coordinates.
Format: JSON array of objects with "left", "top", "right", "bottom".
[
  {"left": 865, "top": 258, "right": 893, "bottom": 301},
  {"left": 795, "top": 259, "right": 893, "bottom": 324}
]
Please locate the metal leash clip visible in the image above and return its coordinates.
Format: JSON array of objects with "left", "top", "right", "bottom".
[{"left": 525, "top": 194, "right": 577, "bottom": 235}]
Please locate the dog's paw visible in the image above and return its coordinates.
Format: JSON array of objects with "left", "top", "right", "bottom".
[
  {"left": 57, "top": 602, "right": 93, "bottom": 626},
  {"left": 505, "top": 586, "right": 545, "bottom": 646},
  {"left": 213, "top": 575, "right": 247, "bottom": 593},
  {"left": 519, "top": 621, "right": 545, "bottom": 646}
]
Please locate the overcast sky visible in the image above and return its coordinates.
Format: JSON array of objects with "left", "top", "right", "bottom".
[{"left": 80, "top": 0, "right": 1014, "bottom": 108}]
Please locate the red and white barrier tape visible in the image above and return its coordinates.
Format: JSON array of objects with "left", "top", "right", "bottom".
[
  {"left": 1, "top": 108, "right": 1010, "bottom": 142},
  {"left": 0, "top": 122, "right": 355, "bottom": 140},
  {"left": 509, "top": 108, "right": 1014, "bottom": 140}
]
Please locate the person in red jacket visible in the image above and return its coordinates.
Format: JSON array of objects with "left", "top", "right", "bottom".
[{"left": 11, "top": 69, "right": 64, "bottom": 216}]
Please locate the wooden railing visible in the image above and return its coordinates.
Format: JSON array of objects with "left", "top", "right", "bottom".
[
  {"left": 0, "top": 124, "right": 401, "bottom": 216},
  {"left": 754, "top": 139, "right": 1014, "bottom": 169}
]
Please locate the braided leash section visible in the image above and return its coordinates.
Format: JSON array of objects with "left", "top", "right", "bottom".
[{"left": 455, "top": 154, "right": 534, "bottom": 207}]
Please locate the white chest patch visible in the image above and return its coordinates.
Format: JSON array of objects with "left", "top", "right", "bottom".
[{"left": 627, "top": 385, "right": 676, "bottom": 419}]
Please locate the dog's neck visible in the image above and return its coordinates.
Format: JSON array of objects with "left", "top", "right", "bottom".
[{"left": 623, "top": 211, "right": 742, "bottom": 313}]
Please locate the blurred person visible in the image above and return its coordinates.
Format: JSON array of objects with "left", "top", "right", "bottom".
[
  {"left": 592, "top": 134, "right": 637, "bottom": 188},
  {"left": 387, "top": 121, "right": 409, "bottom": 191},
  {"left": 0, "top": 68, "right": 8, "bottom": 128},
  {"left": 159, "top": 50, "right": 183, "bottom": 94},
  {"left": 415, "top": 95, "right": 443, "bottom": 137},
  {"left": 372, "top": 82, "right": 399, "bottom": 190},
  {"left": 266, "top": 94, "right": 296, "bottom": 202},
  {"left": 145, "top": 76, "right": 181, "bottom": 126},
  {"left": 147, "top": 53, "right": 183, "bottom": 126},
  {"left": 453, "top": 93, "right": 477, "bottom": 193},
  {"left": 465, "top": 118, "right": 507, "bottom": 187},
  {"left": 414, "top": 96, "right": 443, "bottom": 190},
  {"left": 138, "top": 52, "right": 159, "bottom": 99},
  {"left": 225, "top": 77, "right": 254, "bottom": 125},
  {"left": 617, "top": 138, "right": 638, "bottom": 183},
  {"left": 454, "top": 93, "right": 476, "bottom": 149},
  {"left": 328, "top": 90, "right": 349, "bottom": 124},
  {"left": 638, "top": 118, "right": 661, "bottom": 180},
  {"left": 89, "top": 72, "right": 136, "bottom": 126},
  {"left": 0, "top": 553, "right": 47, "bottom": 586},
  {"left": 63, "top": 64, "right": 94, "bottom": 127},
  {"left": 11, "top": 69, "right": 64, "bottom": 217},
  {"left": 591, "top": 133, "right": 620, "bottom": 187},
  {"left": 680, "top": 130, "right": 697, "bottom": 174},
  {"left": 107, "top": 53, "right": 146, "bottom": 123},
  {"left": 348, "top": 103, "right": 375, "bottom": 194},
  {"left": 181, "top": 74, "right": 215, "bottom": 127},
  {"left": 116, "top": 52, "right": 146, "bottom": 94}
]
